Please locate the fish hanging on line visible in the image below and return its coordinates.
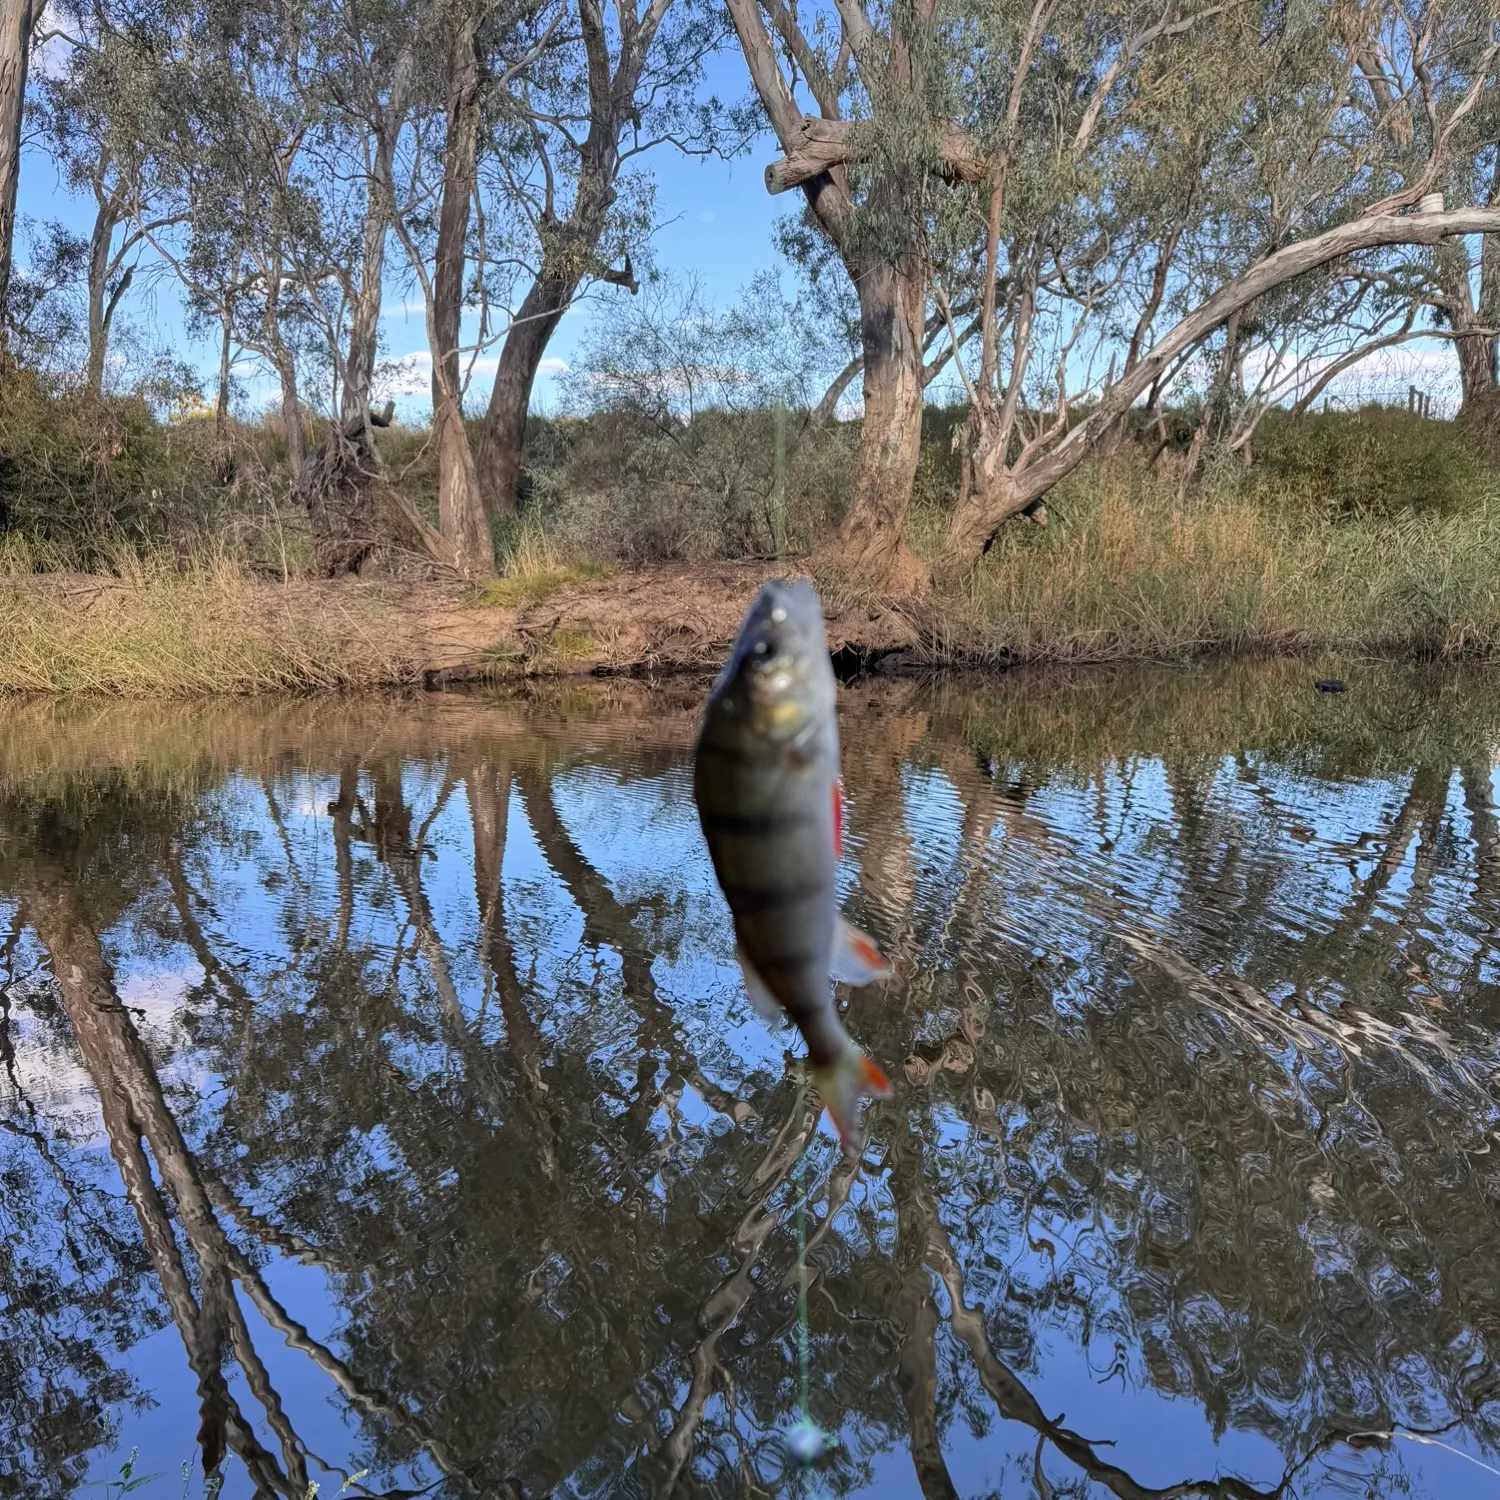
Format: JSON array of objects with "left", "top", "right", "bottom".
[{"left": 693, "top": 577, "right": 893, "bottom": 1152}]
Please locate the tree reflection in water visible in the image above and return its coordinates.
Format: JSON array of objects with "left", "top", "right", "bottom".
[{"left": 0, "top": 662, "right": 1497, "bottom": 1498}]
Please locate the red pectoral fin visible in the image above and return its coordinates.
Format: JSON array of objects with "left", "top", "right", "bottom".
[{"left": 832, "top": 779, "right": 844, "bottom": 858}]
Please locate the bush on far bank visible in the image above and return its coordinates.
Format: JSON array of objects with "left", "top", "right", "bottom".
[
  {"left": 1, "top": 365, "right": 1498, "bottom": 586},
  {"left": 1249, "top": 405, "right": 1494, "bottom": 518}
]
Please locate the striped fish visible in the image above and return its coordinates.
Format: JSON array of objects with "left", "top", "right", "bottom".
[{"left": 694, "top": 578, "right": 892, "bottom": 1152}]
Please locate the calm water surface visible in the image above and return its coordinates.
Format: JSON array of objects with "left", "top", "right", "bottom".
[{"left": 3, "top": 663, "right": 1500, "bottom": 1499}]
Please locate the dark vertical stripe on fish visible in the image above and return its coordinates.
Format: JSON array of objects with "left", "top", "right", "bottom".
[
  {"left": 700, "top": 807, "right": 811, "bottom": 837},
  {"left": 716, "top": 878, "right": 826, "bottom": 915}
]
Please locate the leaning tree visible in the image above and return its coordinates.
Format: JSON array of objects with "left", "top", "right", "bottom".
[{"left": 727, "top": 0, "right": 1500, "bottom": 590}]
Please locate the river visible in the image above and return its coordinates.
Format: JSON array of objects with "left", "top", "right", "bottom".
[{"left": 1, "top": 660, "right": 1497, "bottom": 1499}]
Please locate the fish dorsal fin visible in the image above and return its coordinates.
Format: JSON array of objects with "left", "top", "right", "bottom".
[
  {"left": 833, "top": 779, "right": 844, "bottom": 858},
  {"left": 736, "top": 944, "right": 786, "bottom": 1024},
  {"left": 830, "top": 918, "right": 893, "bottom": 986}
]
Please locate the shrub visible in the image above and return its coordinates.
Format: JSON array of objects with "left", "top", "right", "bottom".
[
  {"left": 1250, "top": 406, "right": 1496, "bottom": 517},
  {"left": 0, "top": 368, "right": 306, "bottom": 567},
  {"left": 533, "top": 405, "right": 858, "bottom": 564}
]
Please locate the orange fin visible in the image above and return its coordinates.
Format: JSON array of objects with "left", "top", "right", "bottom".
[
  {"left": 829, "top": 917, "right": 892, "bottom": 986},
  {"left": 811, "top": 1043, "right": 893, "bottom": 1155}
]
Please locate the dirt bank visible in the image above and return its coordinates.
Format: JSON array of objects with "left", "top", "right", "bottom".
[
  {"left": 410, "top": 561, "right": 931, "bottom": 680},
  {"left": 0, "top": 562, "right": 936, "bottom": 694}
]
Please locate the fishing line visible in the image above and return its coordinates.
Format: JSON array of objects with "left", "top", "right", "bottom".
[
  {"left": 795, "top": 1060, "right": 812, "bottom": 1421},
  {"left": 783, "top": 1057, "right": 830, "bottom": 1494}
]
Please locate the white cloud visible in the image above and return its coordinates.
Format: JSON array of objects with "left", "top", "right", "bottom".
[
  {"left": 539, "top": 357, "right": 569, "bottom": 376},
  {"left": 381, "top": 299, "right": 429, "bottom": 321},
  {"left": 8, "top": 962, "right": 208, "bottom": 1142}
]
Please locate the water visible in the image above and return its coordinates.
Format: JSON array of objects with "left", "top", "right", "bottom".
[{"left": 2, "top": 660, "right": 1499, "bottom": 1500}]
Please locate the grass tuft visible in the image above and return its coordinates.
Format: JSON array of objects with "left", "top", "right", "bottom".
[
  {"left": 541, "top": 624, "right": 598, "bottom": 663},
  {"left": 468, "top": 564, "right": 616, "bottom": 610},
  {"left": 467, "top": 514, "right": 617, "bottom": 609}
]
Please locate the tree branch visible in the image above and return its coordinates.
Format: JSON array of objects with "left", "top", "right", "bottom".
[{"left": 764, "top": 114, "right": 984, "bottom": 194}]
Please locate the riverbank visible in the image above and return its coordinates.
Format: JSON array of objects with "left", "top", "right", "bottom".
[
  {"left": 3, "top": 482, "right": 1500, "bottom": 693},
  {"left": 0, "top": 560, "right": 823, "bottom": 693}
]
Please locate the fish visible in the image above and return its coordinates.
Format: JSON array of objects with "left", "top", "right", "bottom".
[{"left": 693, "top": 577, "right": 893, "bottom": 1152}]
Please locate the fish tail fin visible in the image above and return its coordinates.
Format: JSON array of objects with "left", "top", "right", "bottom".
[{"left": 810, "top": 1042, "right": 892, "bottom": 1156}]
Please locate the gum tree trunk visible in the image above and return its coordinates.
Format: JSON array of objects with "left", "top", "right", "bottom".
[
  {"left": 339, "top": 54, "right": 416, "bottom": 429},
  {"left": 833, "top": 254, "right": 931, "bottom": 594},
  {"left": 937, "top": 410, "right": 1024, "bottom": 584},
  {"left": 430, "top": 8, "right": 493, "bottom": 576},
  {"left": 472, "top": 0, "right": 662, "bottom": 518},
  {"left": 340, "top": 209, "right": 388, "bottom": 428},
  {"left": 0, "top": 0, "right": 35, "bottom": 327},
  {"left": 214, "top": 313, "right": 233, "bottom": 435},
  {"left": 474, "top": 271, "right": 570, "bottom": 514},
  {"left": 85, "top": 197, "right": 132, "bottom": 397},
  {"left": 272, "top": 350, "right": 303, "bottom": 481},
  {"left": 1442, "top": 239, "right": 1498, "bottom": 410},
  {"left": 723, "top": 0, "right": 940, "bottom": 594}
]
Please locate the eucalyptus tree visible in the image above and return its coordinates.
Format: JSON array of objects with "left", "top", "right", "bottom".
[
  {"left": 375, "top": 0, "right": 568, "bottom": 576},
  {"left": 726, "top": 0, "right": 982, "bottom": 592},
  {"left": 1359, "top": 0, "right": 1500, "bottom": 401},
  {"left": 112, "top": 0, "right": 336, "bottom": 476},
  {"left": 310, "top": 0, "right": 427, "bottom": 433},
  {"left": 728, "top": 0, "right": 1500, "bottom": 589},
  {"left": 31, "top": 22, "right": 183, "bottom": 396},
  {"left": 468, "top": 0, "right": 730, "bottom": 516},
  {"left": 926, "top": 0, "right": 1500, "bottom": 582}
]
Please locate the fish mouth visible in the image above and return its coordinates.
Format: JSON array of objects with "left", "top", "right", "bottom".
[{"left": 745, "top": 652, "right": 815, "bottom": 736}]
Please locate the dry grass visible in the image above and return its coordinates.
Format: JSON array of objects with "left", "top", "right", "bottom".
[
  {"left": 0, "top": 553, "right": 417, "bottom": 695},
  {"left": 935, "top": 464, "right": 1500, "bottom": 663}
]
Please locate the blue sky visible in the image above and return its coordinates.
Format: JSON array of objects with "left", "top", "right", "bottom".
[{"left": 19, "top": 44, "right": 791, "bottom": 418}]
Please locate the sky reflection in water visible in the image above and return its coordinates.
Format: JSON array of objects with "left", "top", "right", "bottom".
[{"left": 1, "top": 661, "right": 1499, "bottom": 1499}]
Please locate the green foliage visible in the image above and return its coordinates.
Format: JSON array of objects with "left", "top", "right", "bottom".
[
  {"left": 534, "top": 405, "right": 858, "bottom": 563},
  {"left": 469, "top": 565, "right": 616, "bottom": 609},
  {"left": 0, "top": 371, "right": 314, "bottom": 574},
  {"left": 1251, "top": 406, "right": 1497, "bottom": 517},
  {"left": 8, "top": 349, "right": 1500, "bottom": 681},
  {"left": 529, "top": 271, "right": 861, "bottom": 561},
  {"left": 911, "top": 403, "right": 966, "bottom": 511},
  {"left": 88, "top": 1448, "right": 161, "bottom": 1498},
  {"left": 0, "top": 369, "right": 216, "bottom": 547}
]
